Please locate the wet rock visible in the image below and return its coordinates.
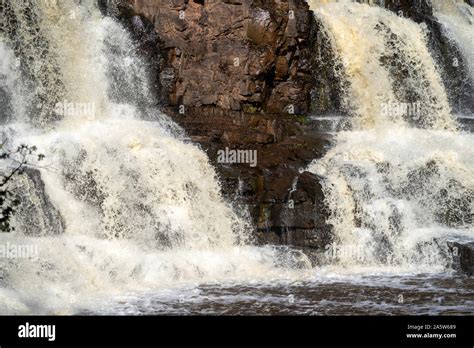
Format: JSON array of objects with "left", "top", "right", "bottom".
[
  {"left": 370, "top": 0, "right": 433, "bottom": 19},
  {"left": 309, "top": 18, "right": 347, "bottom": 115},
  {"left": 9, "top": 168, "right": 64, "bottom": 236},
  {"left": 423, "top": 17, "right": 473, "bottom": 115},
  {"left": 164, "top": 106, "right": 332, "bottom": 257},
  {"left": 448, "top": 241, "right": 474, "bottom": 276}
]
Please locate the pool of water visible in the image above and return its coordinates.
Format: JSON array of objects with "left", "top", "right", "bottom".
[{"left": 82, "top": 273, "right": 474, "bottom": 315}]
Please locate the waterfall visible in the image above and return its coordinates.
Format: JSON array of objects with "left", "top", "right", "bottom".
[
  {"left": 0, "top": 0, "right": 472, "bottom": 315},
  {"left": 308, "top": 1, "right": 474, "bottom": 272},
  {"left": 0, "top": 1, "right": 309, "bottom": 314},
  {"left": 309, "top": 0, "right": 455, "bottom": 130},
  {"left": 432, "top": 0, "right": 474, "bottom": 81}
]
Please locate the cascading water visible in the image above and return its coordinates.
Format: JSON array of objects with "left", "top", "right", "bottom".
[
  {"left": 0, "top": 1, "right": 310, "bottom": 314},
  {"left": 0, "top": 0, "right": 472, "bottom": 316},
  {"left": 309, "top": 0, "right": 455, "bottom": 130},
  {"left": 308, "top": 0, "right": 473, "bottom": 273}
]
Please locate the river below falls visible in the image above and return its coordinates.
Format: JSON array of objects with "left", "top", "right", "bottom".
[{"left": 80, "top": 274, "right": 474, "bottom": 315}]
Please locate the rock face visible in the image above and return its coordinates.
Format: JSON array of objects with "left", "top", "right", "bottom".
[
  {"left": 163, "top": 106, "right": 333, "bottom": 258},
  {"left": 448, "top": 242, "right": 474, "bottom": 276},
  {"left": 110, "top": 0, "right": 316, "bottom": 114},
  {"left": 9, "top": 168, "right": 64, "bottom": 236}
]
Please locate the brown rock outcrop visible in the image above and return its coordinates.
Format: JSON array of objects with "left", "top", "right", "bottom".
[
  {"left": 163, "top": 106, "right": 333, "bottom": 257},
  {"left": 113, "top": 0, "right": 315, "bottom": 114}
]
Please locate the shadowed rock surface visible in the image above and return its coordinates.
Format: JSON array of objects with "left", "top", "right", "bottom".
[
  {"left": 448, "top": 241, "right": 474, "bottom": 275},
  {"left": 163, "top": 106, "right": 333, "bottom": 257},
  {"left": 9, "top": 168, "right": 64, "bottom": 236}
]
